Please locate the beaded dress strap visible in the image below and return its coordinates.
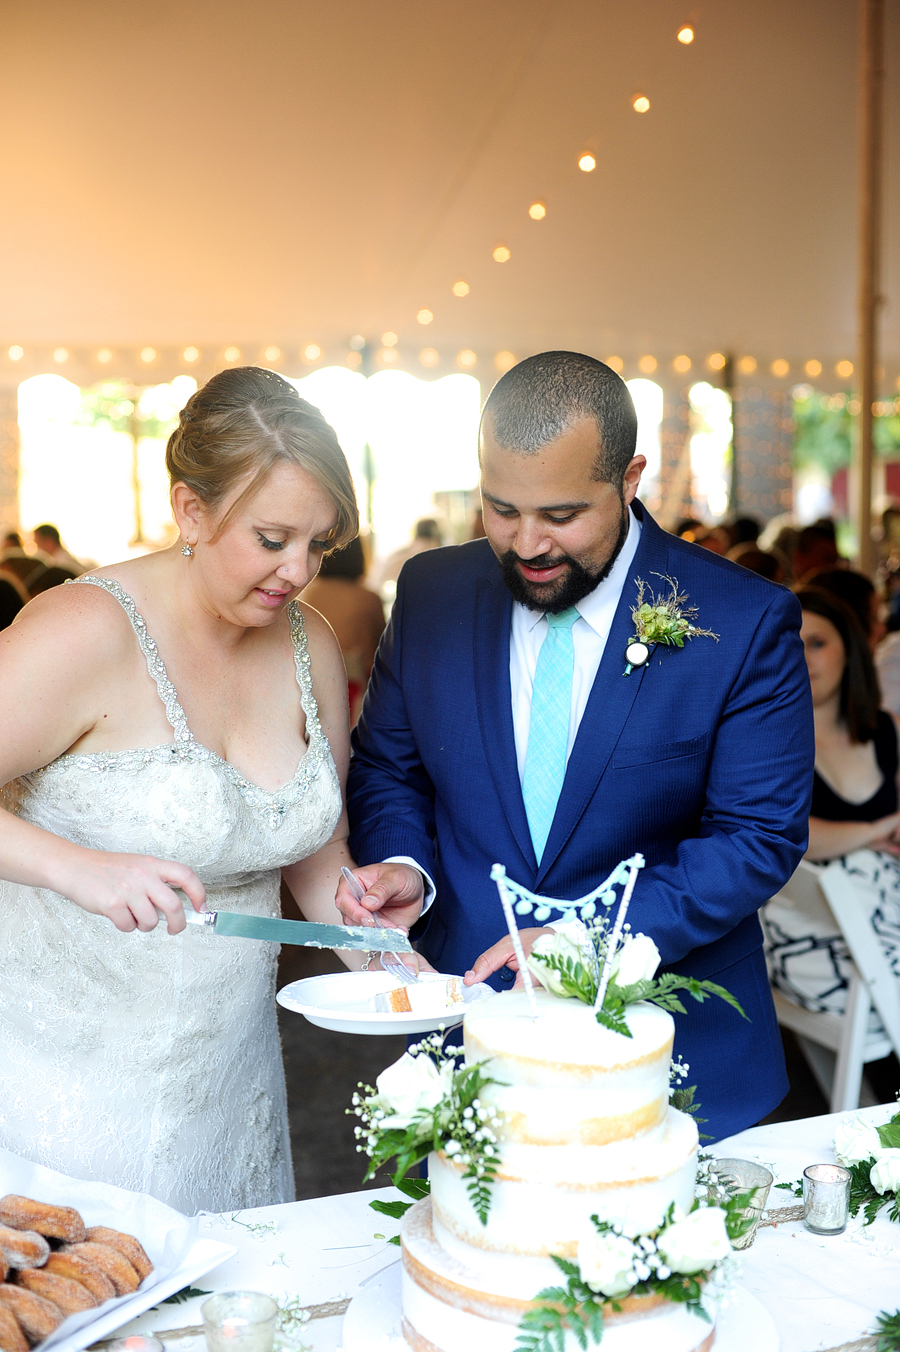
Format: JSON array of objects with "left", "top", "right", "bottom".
[{"left": 70, "top": 576, "right": 193, "bottom": 743}]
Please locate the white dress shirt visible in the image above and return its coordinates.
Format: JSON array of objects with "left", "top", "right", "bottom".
[
  {"left": 510, "top": 509, "right": 642, "bottom": 779},
  {"left": 389, "top": 508, "right": 641, "bottom": 914}
]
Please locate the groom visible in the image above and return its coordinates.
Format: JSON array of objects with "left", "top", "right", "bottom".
[{"left": 340, "top": 351, "right": 814, "bottom": 1140}]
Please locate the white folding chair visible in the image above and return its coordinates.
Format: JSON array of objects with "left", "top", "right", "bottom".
[{"left": 762, "top": 854, "right": 900, "bottom": 1112}]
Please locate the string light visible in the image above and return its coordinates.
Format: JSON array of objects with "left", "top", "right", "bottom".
[
  {"left": 381, "top": 331, "right": 398, "bottom": 347},
  {"left": 836, "top": 360, "right": 853, "bottom": 379},
  {"left": 677, "top": 26, "right": 694, "bottom": 43},
  {"left": 349, "top": 335, "right": 366, "bottom": 351},
  {"left": 638, "top": 355, "right": 657, "bottom": 374},
  {"left": 346, "top": 350, "right": 363, "bottom": 368},
  {"left": 632, "top": 94, "right": 650, "bottom": 113},
  {"left": 303, "top": 344, "right": 322, "bottom": 362},
  {"left": 8, "top": 346, "right": 23, "bottom": 361},
  {"left": 804, "top": 359, "right": 822, "bottom": 377},
  {"left": 707, "top": 352, "right": 726, "bottom": 371},
  {"left": 737, "top": 356, "right": 757, "bottom": 374},
  {"left": 452, "top": 280, "right": 470, "bottom": 297},
  {"left": 264, "top": 345, "right": 281, "bottom": 362},
  {"left": 492, "top": 245, "right": 511, "bottom": 263},
  {"left": 604, "top": 355, "right": 623, "bottom": 373},
  {"left": 419, "top": 348, "right": 439, "bottom": 367},
  {"left": 528, "top": 201, "right": 546, "bottom": 220},
  {"left": 578, "top": 153, "right": 596, "bottom": 173},
  {"left": 224, "top": 346, "right": 241, "bottom": 362},
  {"left": 771, "top": 359, "right": 789, "bottom": 377},
  {"left": 495, "top": 351, "right": 517, "bottom": 372},
  {"left": 98, "top": 348, "right": 113, "bottom": 364},
  {"left": 417, "top": 308, "right": 433, "bottom": 325},
  {"left": 183, "top": 346, "right": 200, "bottom": 362},
  {"left": 457, "top": 349, "right": 477, "bottom": 368},
  {"left": 380, "top": 347, "right": 398, "bottom": 364},
  {"left": 53, "top": 348, "right": 68, "bottom": 363},
  {"left": 673, "top": 355, "right": 692, "bottom": 373},
  {"left": 141, "top": 347, "right": 156, "bottom": 363}
]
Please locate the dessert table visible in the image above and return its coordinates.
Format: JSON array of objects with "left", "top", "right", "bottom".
[{"left": 110, "top": 1104, "right": 899, "bottom": 1352}]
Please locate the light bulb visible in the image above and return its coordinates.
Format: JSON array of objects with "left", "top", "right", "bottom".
[
  {"left": 528, "top": 201, "right": 546, "bottom": 220},
  {"left": 578, "top": 153, "right": 596, "bottom": 173}
]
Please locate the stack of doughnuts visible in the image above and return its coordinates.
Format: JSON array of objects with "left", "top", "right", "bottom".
[{"left": 0, "top": 1196, "right": 153, "bottom": 1350}]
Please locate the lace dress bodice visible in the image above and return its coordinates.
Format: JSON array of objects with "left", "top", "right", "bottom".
[{"left": 0, "top": 579, "right": 342, "bottom": 1214}]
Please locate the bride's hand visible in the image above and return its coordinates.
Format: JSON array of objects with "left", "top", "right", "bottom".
[{"left": 62, "top": 850, "right": 206, "bottom": 934}]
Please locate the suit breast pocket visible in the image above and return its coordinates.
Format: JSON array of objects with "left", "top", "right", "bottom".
[{"left": 612, "top": 733, "right": 710, "bottom": 769}]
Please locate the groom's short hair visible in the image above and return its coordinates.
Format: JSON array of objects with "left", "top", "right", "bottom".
[{"left": 481, "top": 351, "right": 638, "bottom": 485}]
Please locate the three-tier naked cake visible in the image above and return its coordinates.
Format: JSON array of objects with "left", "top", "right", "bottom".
[{"left": 399, "top": 988, "right": 713, "bottom": 1352}]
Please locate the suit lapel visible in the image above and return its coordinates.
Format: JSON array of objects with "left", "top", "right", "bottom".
[
  {"left": 536, "top": 507, "right": 672, "bottom": 884},
  {"left": 473, "top": 573, "right": 537, "bottom": 869}
]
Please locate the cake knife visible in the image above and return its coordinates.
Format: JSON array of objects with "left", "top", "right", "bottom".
[{"left": 182, "top": 908, "right": 413, "bottom": 952}]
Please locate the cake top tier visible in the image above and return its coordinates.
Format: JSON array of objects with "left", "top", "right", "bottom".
[{"left": 463, "top": 989, "right": 675, "bottom": 1074}]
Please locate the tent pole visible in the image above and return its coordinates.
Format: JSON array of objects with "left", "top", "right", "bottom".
[{"left": 854, "top": 0, "right": 884, "bottom": 577}]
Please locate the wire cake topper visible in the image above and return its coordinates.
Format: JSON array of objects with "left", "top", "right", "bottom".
[{"left": 490, "top": 854, "right": 646, "bottom": 1018}]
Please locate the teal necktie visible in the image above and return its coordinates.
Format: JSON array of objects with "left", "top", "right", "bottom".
[{"left": 522, "top": 606, "right": 580, "bottom": 864}]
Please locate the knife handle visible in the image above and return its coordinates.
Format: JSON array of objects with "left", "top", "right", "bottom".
[{"left": 181, "top": 909, "right": 216, "bottom": 927}]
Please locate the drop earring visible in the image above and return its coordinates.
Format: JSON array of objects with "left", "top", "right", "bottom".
[{"left": 181, "top": 543, "right": 193, "bottom": 557}]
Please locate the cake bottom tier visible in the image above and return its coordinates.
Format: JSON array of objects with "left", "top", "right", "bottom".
[{"left": 400, "top": 1199, "right": 716, "bottom": 1352}]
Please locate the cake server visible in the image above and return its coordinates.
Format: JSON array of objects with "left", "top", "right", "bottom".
[
  {"left": 340, "top": 866, "right": 420, "bottom": 981},
  {"left": 183, "top": 909, "right": 413, "bottom": 952}
]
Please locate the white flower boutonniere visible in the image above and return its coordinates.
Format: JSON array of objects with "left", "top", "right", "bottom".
[{"left": 624, "top": 573, "right": 719, "bottom": 674}]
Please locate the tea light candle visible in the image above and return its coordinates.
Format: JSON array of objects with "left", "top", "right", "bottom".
[
  {"left": 802, "top": 1163, "right": 851, "bottom": 1234},
  {"left": 202, "top": 1292, "right": 279, "bottom": 1352},
  {"left": 106, "top": 1339, "right": 165, "bottom": 1352}
]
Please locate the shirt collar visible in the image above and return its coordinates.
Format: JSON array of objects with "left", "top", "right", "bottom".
[{"left": 518, "top": 506, "right": 642, "bottom": 636}]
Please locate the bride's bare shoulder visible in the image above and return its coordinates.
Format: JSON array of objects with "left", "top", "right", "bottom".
[{"left": 2, "top": 572, "right": 141, "bottom": 669}]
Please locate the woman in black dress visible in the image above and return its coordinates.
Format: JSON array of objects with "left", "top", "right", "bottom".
[{"left": 763, "top": 587, "right": 900, "bottom": 1033}]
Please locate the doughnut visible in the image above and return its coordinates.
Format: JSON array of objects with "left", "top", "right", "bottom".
[
  {"left": 61, "top": 1243, "right": 139, "bottom": 1295},
  {"left": 0, "top": 1305, "right": 28, "bottom": 1352},
  {"left": 15, "top": 1271, "right": 96, "bottom": 1316},
  {"left": 0, "top": 1285, "right": 63, "bottom": 1342},
  {"left": 44, "top": 1253, "right": 115, "bottom": 1304},
  {"left": 0, "top": 1198, "right": 85, "bottom": 1244},
  {"left": 83, "top": 1229, "right": 153, "bottom": 1282},
  {"left": 0, "top": 1229, "right": 50, "bottom": 1271}
]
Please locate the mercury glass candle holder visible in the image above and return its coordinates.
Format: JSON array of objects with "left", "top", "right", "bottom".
[
  {"left": 202, "top": 1291, "right": 279, "bottom": 1352},
  {"left": 708, "top": 1157, "right": 773, "bottom": 1249},
  {"left": 802, "top": 1163, "right": 851, "bottom": 1235}
]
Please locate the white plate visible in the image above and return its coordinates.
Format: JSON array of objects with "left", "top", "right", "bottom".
[
  {"left": 276, "top": 970, "right": 494, "bottom": 1035},
  {"left": 342, "top": 1264, "right": 779, "bottom": 1352}
]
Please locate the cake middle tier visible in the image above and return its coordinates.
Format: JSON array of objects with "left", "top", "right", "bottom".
[{"left": 430, "top": 1105, "right": 699, "bottom": 1273}]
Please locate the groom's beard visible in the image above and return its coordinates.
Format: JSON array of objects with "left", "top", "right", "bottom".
[{"left": 499, "top": 508, "right": 629, "bottom": 615}]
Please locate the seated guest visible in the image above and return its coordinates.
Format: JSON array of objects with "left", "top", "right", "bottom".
[
  {"left": 763, "top": 587, "right": 900, "bottom": 1081},
  {"left": 806, "top": 566, "right": 884, "bottom": 651},
  {"left": 301, "top": 535, "right": 385, "bottom": 724},
  {"left": 726, "top": 543, "right": 783, "bottom": 583},
  {"left": 31, "top": 523, "right": 89, "bottom": 576},
  {"left": 793, "top": 523, "right": 842, "bottom": 582}
]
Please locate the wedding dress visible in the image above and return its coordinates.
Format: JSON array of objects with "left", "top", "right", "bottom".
[{"left": 0, "top": 578, "right": 342, "bottom": 1215}]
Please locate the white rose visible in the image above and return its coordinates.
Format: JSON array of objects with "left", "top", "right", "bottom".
[
  {"left": 611, "top": 933, "right": 661, "bottom": 989},
  {"left": 833, "top": 1115, "right": 882, "bottom": 1167},
  {"left": 870, "top": 1150, "right": 900, "bottom": 1195},
  {"left": 657, "top": 1206, "right": 731, "bottom": 1275},
  {"left": 526, "top": 932, "right": 588, "bottom": 998},
  {"left": 577, "top": 1229, "right": 638, "bottom": 1298},
  {"left": 375, "top": 1053, "right": 448, "bottom": 1127}
]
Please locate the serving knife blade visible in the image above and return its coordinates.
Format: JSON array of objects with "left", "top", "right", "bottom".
[{"left": 184, "top": 909, "right": 413, "bottom": 952}]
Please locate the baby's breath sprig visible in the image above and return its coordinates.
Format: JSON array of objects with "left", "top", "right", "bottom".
[{"left": 348, "top": 1032, "right": 506, "bottom": 1225}]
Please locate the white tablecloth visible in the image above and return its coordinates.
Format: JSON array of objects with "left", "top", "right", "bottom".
[{"left": 117, "top": 1104, "right": 900, "bottom": 1352}]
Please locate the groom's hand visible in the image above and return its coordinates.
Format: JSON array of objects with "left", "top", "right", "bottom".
[
  {"left": 464, "top": 927, "right": 554, "bottom": 988},
  {"left": 335, "top": 862, "right": 425, "bottom": 933}
]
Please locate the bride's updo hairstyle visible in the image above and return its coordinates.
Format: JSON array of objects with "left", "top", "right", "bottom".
[{"left": 166, "top": 366, "right": 358, "bottom": 549}]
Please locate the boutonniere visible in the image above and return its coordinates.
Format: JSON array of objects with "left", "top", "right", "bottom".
[{"left": 624, "top": 574, "right": 719, "bottom": 674}]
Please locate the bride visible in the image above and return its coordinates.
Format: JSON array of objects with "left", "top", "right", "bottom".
[{"left": 0, "top": 366, "right": 371, "bottom": 1215}]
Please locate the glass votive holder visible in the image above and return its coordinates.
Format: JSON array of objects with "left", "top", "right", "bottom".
[
  {"left": 106, "top": 1340, "right": 166, "bottom": 1352},
  {"left": 708, "top": 1157, "right": 774, "bottom": 1249},
  {"left": 802, "top": 1163, "right": 851, "bottom": 1235},
  {"left": 201, "top": 1292, "right": 279, "bottom": 1352}
]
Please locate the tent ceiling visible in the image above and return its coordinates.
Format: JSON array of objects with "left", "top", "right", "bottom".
[{"left": 0, "top": 0, "right": 897, "bottom": 386}]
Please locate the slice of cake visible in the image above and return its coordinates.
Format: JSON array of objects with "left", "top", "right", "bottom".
[{"left": 372, "top": 975, "right": 463, "bottom": 1015}]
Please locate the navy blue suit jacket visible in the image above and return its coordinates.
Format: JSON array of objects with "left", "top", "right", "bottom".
[{"left": 348, "top": 504, "right": 815, "bottom": 1140}]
